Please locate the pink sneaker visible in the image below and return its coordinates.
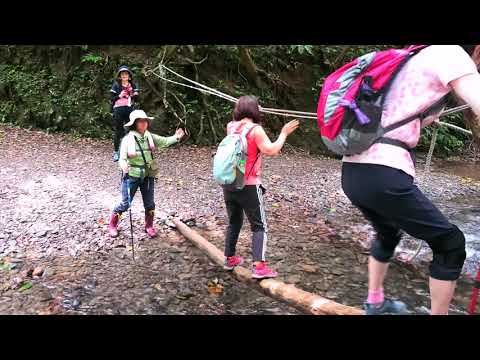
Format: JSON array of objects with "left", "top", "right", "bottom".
[
  {"left": 252, "top": 262, "right": 278, "bottom": 279},
  {"left": 224, "top": 256, "right": 244, "bottom": 270}
]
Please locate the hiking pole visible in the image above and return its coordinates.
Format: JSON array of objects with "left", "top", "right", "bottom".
[{"left": 127, "top": 179, "right": 135, "bottom": 261}]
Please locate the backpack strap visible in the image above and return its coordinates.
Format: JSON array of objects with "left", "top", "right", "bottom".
[
  {"left": 373, "top": 94, "right": 449, "bottom": 157},
  {"left": 133, "top": 135, "right": 153, "bottom": 179}
]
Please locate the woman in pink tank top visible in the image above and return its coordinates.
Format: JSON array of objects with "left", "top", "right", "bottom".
[{"left": 222, "top": 95, "right": 299, "bottom": 279}]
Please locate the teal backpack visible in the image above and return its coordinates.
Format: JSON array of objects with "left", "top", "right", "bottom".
[{"left": 213, "top": 124, "right": 258, "bottom": 190}]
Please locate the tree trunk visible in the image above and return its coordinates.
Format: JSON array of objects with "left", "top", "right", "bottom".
[{"left": 237, "top": 46, "right": 263, "bottom": 88}]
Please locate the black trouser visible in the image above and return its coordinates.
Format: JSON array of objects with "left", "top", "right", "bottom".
[
  {"left": 112, "top": 106, "right": 133, "bottom": 152},
  {"left": 341, "top": 162, "right": 466, "bottom": 281},
  {"left": 223, "top": 185, "right": 268, "bottom": 262}
]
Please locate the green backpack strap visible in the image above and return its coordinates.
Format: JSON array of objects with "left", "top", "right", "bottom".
[{"left": 133, "top": 135, "right": 153, "bottom": 180}]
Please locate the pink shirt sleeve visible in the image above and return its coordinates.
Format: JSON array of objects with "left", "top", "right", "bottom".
[{"left": 431, "top": 45, "right": 478, "bottom": 88}]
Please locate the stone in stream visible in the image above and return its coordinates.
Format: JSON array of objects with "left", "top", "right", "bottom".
[
  {"left": 33, "top": 267, "right": 44, "bottom": 277},
  {"left": 285, "top": 275, "right": 302, "bottom": 284},
  {"left": 300, "top": 264, "right": 318, "bottom": 273},
  {"left": 331, "top": 269, "right": 344, "bottom": 276}
]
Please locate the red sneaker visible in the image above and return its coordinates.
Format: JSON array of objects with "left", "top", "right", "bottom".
[
  {"left": 223, "top": 256, "right": 244, "bottom": 270},
  {"left": 252, "top": 262, "right": 278, "bottom": 279}
]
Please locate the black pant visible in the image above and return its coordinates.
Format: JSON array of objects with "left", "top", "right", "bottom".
[
  {"left": 341, "top": 162, "right": 466, "bottom": 281},
  {"left": 112, "top": 106, "right": 133, "bottom": 152},
  {"left": 223, "top": 185, "right": 268, "bottom": 262}
]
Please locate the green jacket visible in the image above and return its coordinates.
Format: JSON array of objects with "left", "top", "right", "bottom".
[{"left": 119, "top": 130, "right": 178, "bottom": 178}]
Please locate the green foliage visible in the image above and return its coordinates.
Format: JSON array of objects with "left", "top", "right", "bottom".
[
  {"left": 81, "top": 53, "right": 104, "bottom": 65},
  {"left": 419, "top": 112, "right": 469, "bottom": 156},
  {"left": 289, "top": 45, "right": 314, "bottom": 56},
  {"left": 0, "top": 45, "right": 470, "bottom": 156},
  {"left": 0, "top": 61, "right": 111, "bottom": 139}
]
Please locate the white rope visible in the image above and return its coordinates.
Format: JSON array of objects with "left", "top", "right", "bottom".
[
  {"left": 148, "top": 65, "right": 318, "bottom": 120},
  {"left": 261, "top": 107, "right": 317, "bottom": 116},
  {"left": 147, "top": 65, "right": 477, "bottom": 126},
  {"left": 260, "top": 108, "right": 317, "bottom": 119},
  {"left": 439, "top": 104, "right": 471, "bottom": 117},
  {"left": 161, "top": 65, "right": 238, "bottom": 103},
  {"left": 150, "top": 69, "right": 237, "bottom": 103},
  {"left": 438, "top": 121, "right": 473, "bottom": 135}
]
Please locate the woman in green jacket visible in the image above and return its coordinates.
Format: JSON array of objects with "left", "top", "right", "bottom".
[{"left": 108, "top": 109, "right": 185, "bottom": 238}]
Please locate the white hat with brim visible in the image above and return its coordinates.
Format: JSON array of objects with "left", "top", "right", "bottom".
[{"left": 124, "top": 110, "right": 154, "bottom": 130}]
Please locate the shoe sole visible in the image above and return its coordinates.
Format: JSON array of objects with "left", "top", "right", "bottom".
[{"left": 252, "top": 273, "right": 278, "bottom": 279}]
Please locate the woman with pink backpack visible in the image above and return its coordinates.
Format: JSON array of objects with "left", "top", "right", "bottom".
[{"left": 326, "top": 45, "right": 480, "bottom": 315}]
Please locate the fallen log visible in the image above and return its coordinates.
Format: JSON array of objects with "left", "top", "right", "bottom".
[{"left": 172, "top": 218, "right": 364, "bottom": 315}]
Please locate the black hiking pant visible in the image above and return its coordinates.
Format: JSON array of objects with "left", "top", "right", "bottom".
[
  {"left": 341, "top": 162, "right": 466, "bottom": 281},
  {"left": 112, "top": 106, "right": 133, "bottom": 152},
  {"left": 223, "top": 185, "right": 268, "bottom": 262}
]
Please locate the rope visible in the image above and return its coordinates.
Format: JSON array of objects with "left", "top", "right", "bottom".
[
  {"left": 149, "top": 65, "right": 479, "bottom": 125},
  {"left": 147, "top": 65, "right": 318, "bottom": 120},
  {"left": 440, "top": 104, "right": 471, "bottom": 117},
  {"left": 425, "top": 126, "right": 439, "bottom": 173},
  {"left": 438, "top": 121, "right": 473, "bottom": 136}
]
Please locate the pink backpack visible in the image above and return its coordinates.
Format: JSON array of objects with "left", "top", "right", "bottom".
[{"left": 317, "top": 45, "right": 449, "bottom": 156}]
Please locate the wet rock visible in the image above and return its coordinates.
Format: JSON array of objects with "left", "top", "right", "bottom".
[
  {"left": 325, "top": 291, "right": 338, "bottom": 300},
  {"left": 9, "top": 262, "right": 22, "bottom": 270},
  {"left": 415, "top": 306, "right": 431, "bottom": 315},
  {"left": 32, "top": 267, "right": 44, "bottom": 277},
  {"left": 10, "top": 277, "right": 23, "bottom": 290},
  {"left": 36, "top": 230, "right": 48, "bottom": 238},
  {"left": 300, "top": 264, "right": 318, "bottom": 273},
  {"left": 178, "top": 273, "right": 192, "bottom": 280},
  {"left": 165, "top": 220, "right": 176, "bottom": 228},
  {"left": 10, "top": 258, "right": 24, "bottom": 264},
  {"left": 285, "top": 275, "right": 302, "bottom": 284},
  {"left": 331, "top": 269, "right": 344, "bottom": 276},
  {"left": 62, "top": 298, "right": 81, "bottom": 310}
]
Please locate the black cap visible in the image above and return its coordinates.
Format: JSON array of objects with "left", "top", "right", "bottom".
[{"left": 116, "top": 65, "right": 133, "bottom": 78}]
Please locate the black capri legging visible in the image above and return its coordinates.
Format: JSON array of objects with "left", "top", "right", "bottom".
[
  {"left": 112, "top": 106, "right": 133, "bottom": 152},
  {"left": 341, "top": 162, "right": 466, "bottom": 281}
]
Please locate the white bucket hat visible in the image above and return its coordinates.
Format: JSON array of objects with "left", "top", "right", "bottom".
[{"left": 124, "top": 110, "right": 154, "bottom": 130}]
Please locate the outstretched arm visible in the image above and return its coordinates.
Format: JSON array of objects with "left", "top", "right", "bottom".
[
  {"left": 151, "top": 128, "right": 185, "bottom": 149},
  {"left": 254, "top": 120, "right": 300, "bottom": 157}
]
